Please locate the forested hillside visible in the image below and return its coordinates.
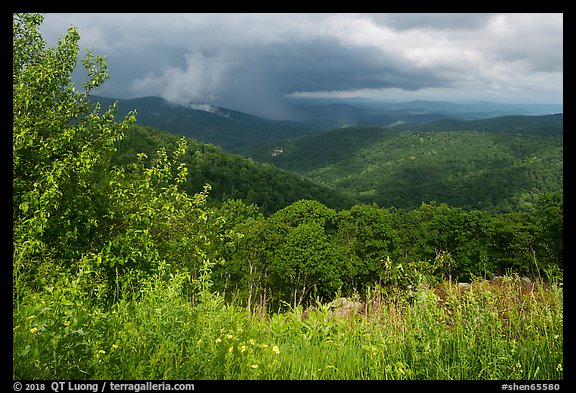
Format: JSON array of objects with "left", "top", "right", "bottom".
[
  {"left": 247, "top": 126, "right": 563, "bottom": 212},
  {"left": 391, "top": 113, "right": 563, "bottom": 135},
  {"left": 112, "top": 125, "right": 357, "bottom": 214}
]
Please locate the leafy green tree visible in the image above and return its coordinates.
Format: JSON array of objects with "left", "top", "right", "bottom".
[
  {"left": 532, "top": 192, "right": 563, "bottom": 275},
  {"left": 272, "top": 222, "right": 343, "bottom": 308},
  {"left": 216, "top": 214, "right": 291, "bottom": 311},
  {"left": 209, "top": 199, "right": 265, "bottom": 306},
  {"left": 13, "top": 13, "right": 219, "bottom": 306},
  {"left": 335, "top": 204, "right": 398, "bottom": 291},
  {"left": 13, "top": 13, "right": 134, "bottom": 294},
  {"left": 271, "top": 199, "right": 337, "bottom": 232},
  {"left": 484, "top": 211, "right": 547, "bottom": 278},
  {"left": 94, "top": 142, "right": 223, "bottom": 303}
]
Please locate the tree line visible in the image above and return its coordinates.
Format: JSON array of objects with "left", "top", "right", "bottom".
[{"left": 206, "top": 196, "right": 562, "bottom": 311}]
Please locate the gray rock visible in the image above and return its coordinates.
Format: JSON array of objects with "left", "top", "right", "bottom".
[{"left": 328, "top": 297, "right": 364, "bottom": 319}]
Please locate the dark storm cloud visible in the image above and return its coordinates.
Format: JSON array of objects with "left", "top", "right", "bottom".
[
  {"left": 39, "top": 13, "right": 563, "bottom": 119},
  {"left": 248, "top": 40, "right": 447, "bottom": 94},
  {"left": 206, "top": 40, "right": 448, "bottom": 118},
  {"left": 366, "top": 13, "right": 496, "bottom": 31}
]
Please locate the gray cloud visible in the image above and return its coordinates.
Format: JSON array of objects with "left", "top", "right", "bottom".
[
  {"left": 366, "top": 13, "right": 497, "bottom": 31},
  {"left": 39, "top": 13, "right": 563, "bottom": 119}
]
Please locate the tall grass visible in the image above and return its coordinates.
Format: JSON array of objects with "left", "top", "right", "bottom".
[{"left": 13, "top": 274, "right": 562, "bottom": 380}]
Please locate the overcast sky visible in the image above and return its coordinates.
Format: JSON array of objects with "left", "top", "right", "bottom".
[{"left": 39, "top": 13, "right": 563, "bottom": 119}]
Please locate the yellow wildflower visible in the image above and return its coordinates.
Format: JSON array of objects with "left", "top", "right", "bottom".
[
  {"left": 29, "top": 327, "right": 38, "bottom": 334},
  {"left": 112, "top": 344, "right": 119, "bottom": 350},
  {"left": 248, "top": 338, "right": 255, "bottom": 345},
  {"left": 228, "top": 346, "right": 234, "bottom": 353},
  {"left": 215, "top": 337, "right": 222, "bottom": 343},
  {"left": 272, "top": 345, "right": 280, "bottom": 355},
  {"left": 251, "top": 364, "right": 258, "bottom": 369},
  {"left": 240, "top": 345, "right": 246, "bottom": 352}
]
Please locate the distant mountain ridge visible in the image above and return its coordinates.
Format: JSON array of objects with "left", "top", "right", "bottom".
[
  {"left": 88, "top": 95, "right": 562, "bottom": 213},
  {"left": 390, "top": 113, "right": 563, "bottom": 135},
  {"left": 286, "top": 97, "right": 562, "bottom": 125},
  {"left": 89, "top": 95, "right": 324, "bottom": 153},
  {"left": 90, "top": 95, "right": 563, "bottom": 153}
]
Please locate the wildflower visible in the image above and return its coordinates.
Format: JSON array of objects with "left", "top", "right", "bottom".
[
  {"left": 228, "top": 346, "right": 234, "bottom": 353},
  {"left": 29, "top": 327, "right": 38, "bottom": 334},
  {"left": 272, "top": 345, "right": 280, "bottom": 355},
  {"left": 98, "top": 350, "right": 106, "bottom": 355},
  {"left": 215, "top": 337, "right": 222, "bottom": 344},
  {"left": 251, "top": 364, "right": 258, "bottom": 369},
  {"left": 226, "top": 334, "right": 233, "bottom": 340},
  {"left": 248, "top": 338, "right": 255, "bottom": 345},
  {"left": 112, "top": 344, "right": 119, "bottom": 350},
  {"left": 64, "top": 320, "right": 71, "bottom": 327},
  {"left": 240, "top": 345, "right": 246, "bottom": 352}
]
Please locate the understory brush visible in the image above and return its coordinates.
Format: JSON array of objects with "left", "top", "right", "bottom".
[{"left": 13, "top": 274, "right": 562, "bottom": 380}]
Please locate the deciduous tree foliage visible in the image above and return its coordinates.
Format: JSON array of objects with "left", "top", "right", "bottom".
[
  {"left": 13, "top": 14, "right": 563, "bottom": 314},
  {"left": 14, "top": 13, "right": 133, "bottom": 294},
  {"left": 212, "top": 196, "right": 562, "bottom": 310},
  {"left": 13, "top": 13, "right": 219, "bottom": 305},
  {"left": 248, "top": 127, "right": 562, "bottom": 213}
]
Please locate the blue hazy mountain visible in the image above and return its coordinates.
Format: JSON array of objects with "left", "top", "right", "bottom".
[
  {"left": 89, "top": 96, "right": 325, "bottom": 153},
  {"left": 90, "top": 95, "right": 562, "bottom": 152}
]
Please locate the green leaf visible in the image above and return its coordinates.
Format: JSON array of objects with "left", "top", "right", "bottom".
[{"left": 19, "top": 201, "right": 29, "bottom": 213}]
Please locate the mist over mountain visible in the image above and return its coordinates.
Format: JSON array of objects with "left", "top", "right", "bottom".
[
  {"left": 92, "top": 95, "right": 563, "bottom": 152},
  {"left": 284, "top": 97, "right": 563, "bottom": 127},
  {"left": 90, "top": 96, "right": 325, "bottom": 153}
]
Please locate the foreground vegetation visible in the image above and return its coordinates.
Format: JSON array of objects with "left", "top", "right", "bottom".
[
  {"left": 13, "top": 14, "right": 563, "bottom": 381},
  {"left": 14, "top": 271, "right": 563, "bottom": 380}
]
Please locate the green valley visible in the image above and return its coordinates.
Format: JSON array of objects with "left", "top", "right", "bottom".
[{"left": 112, "top": 124, "right": 357, "bottom": 215}]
